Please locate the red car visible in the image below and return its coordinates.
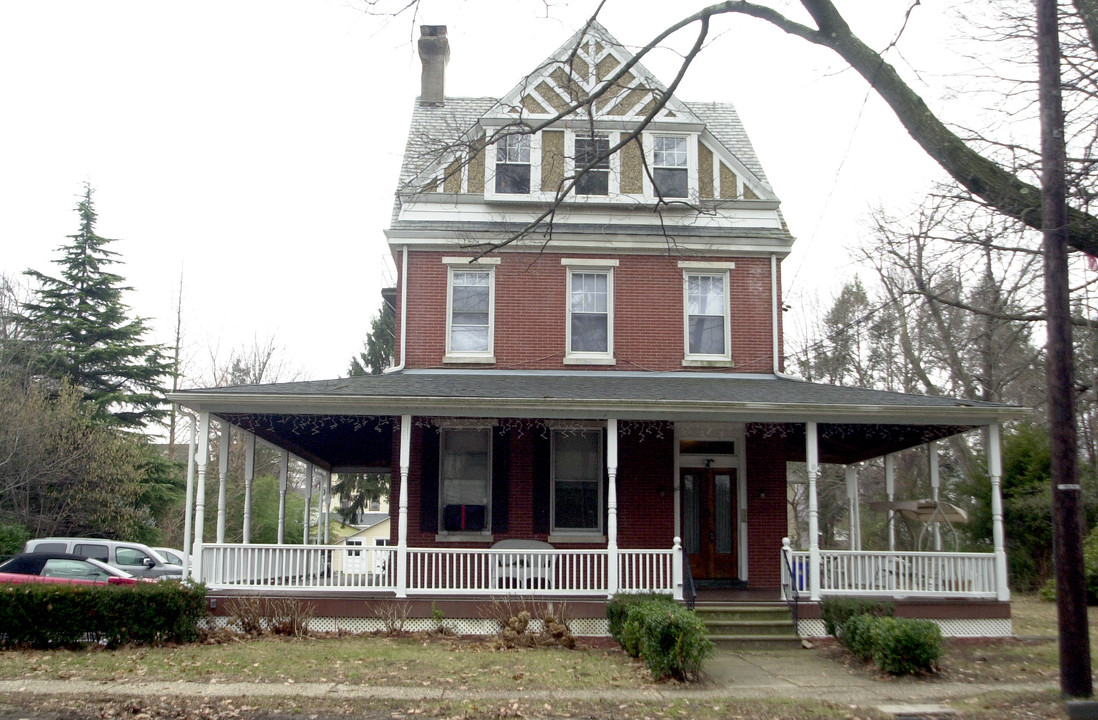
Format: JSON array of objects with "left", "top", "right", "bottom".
[{"left": 0, "top": 552, "right": 140, "bottom": 586}]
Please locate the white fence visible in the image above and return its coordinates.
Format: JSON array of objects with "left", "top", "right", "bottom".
[
  {"left": 201, "top": 544, "right": 676, "bottom": 596},
  {"left": 783, "top": 549, "right": 998, "bottom": 598}
]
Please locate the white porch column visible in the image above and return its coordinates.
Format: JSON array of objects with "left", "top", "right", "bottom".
[
  {"left": 242, "top": 433, "right": 255, "bottom": 544},
  {"left": 304, "top": 464, "right": 314, "bottom": 545},
  {"left": 806, "top": 421, "right": 821, "bottom": 601},
  {"left": 277, "top": 450, "right": 288, "bottom": 545},
  {"left": 885, "top": 453, "right": 896, "bottom": 552},
  {"left": 192, "top": 412, "right": 210, "bottom": 581},
  {"left": 216, "top": 421, "right": 230, "bottom": 543},
  {"left": 181, "top": 414, "right": 197, "bottom": 579},
  {"left": 929, "top": 440, "right": 942, "bottom": 551},
  {"left": 988, "top": 424, "right": 1010, "bottom": 601},
  {"left": 845, "top": 465, "right": 859, "bottom": 551},
  {"left": 396, "top": 415, "right": 412, "bottom": 598},
  {"left": 323, "top": 471, "right": 332, "bottom": 544},
  {"left": 606, "top": 418, "right": 619, "bottom": 597}
]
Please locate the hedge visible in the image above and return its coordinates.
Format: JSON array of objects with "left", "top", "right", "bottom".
[
  {"left": 827, "top": 607, "right": 941, "bottom": 675},
  {"left": 819, "top": 596, "right": 894, "bottom": 637},
  {"left": 0, "top": 580, "right": 207, "bottom": 648},
  {"left": 606, "top": 593, "right": 712, "bottom": 681}
]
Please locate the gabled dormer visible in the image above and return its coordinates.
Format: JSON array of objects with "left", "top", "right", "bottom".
[{"left": 398, "top": 23, "right": 780, "bottom": 219}]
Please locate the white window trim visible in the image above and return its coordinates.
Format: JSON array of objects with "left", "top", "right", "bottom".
[
  {"left": 682, "top": 269, "right": 732, "bottom": 364},
  {"left": 563, "top": 260, "right": 615, "bottom": 364},
  {"left": 437, "top": 427, "right": 493, "bottom": 538},
  {"left": 484, "top": 129, "right": 541, "bottom": 200},
  {"left": 550, "top": 429, "right": 604, "bottom": 536},
  {"left": 567, "top": 130, "right": 616, "bottom": 200},
  {"left": 645, "top": 133, "right": 696, "bottom": 201},
  {"left": 444, "top": 264, "right": 496, "bottom": 363}
]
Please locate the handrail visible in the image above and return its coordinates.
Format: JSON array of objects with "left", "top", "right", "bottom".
[
  {"left": 682, "top": 546, "right": 697, "bottom": 610},
  {"left": 780, "top": 538, "right": 799, "bottom": 636}
]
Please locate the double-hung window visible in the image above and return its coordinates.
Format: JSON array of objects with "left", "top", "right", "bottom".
[
  {"left": 495, "top": 134, "right": 531, "bottom": 194},
  {"left": 551, "top": 430, "right": 602, "bottom": 534},
  {"left": 683, "top": 268, "right": 731, "bottom": 361},
  {"left": 440, "top": 428, "right": 491, "bottom": 533},
  {"left": 574, "top": 134, "right": 610, "bottom": 196},
  {"left": 445, "top": 259, "right": 497, "bottom": 361},
  {"left": 652, "top": 135, "right": 688, "bottom": 198},
  {"left": 563, "top": 260, "right": 615, "bottom": 363}
]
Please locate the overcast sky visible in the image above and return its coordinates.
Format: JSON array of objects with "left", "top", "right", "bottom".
[{"left": 0, "top": 0, "right": 964, "bottom": 385}]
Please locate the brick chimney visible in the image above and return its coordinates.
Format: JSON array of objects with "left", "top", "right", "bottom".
[{"left": 418, "top": 25, "right": 449, "bottom": 106}]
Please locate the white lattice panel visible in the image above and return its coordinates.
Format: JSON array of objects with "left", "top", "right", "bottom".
[
  {"left": 569, "top": 617, "right": 609, "bottom": 636},
  {"left": 797, "top": 617, "right": 1012, "bottom": 638}
]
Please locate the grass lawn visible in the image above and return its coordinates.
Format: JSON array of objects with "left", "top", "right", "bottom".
[{"left": 0, "top": 634, "right": 651, "bottom": 689}]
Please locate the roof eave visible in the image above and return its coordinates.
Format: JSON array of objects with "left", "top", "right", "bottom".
[{"left": 169, "top": 391, "right": 1023, "bottom": 426}]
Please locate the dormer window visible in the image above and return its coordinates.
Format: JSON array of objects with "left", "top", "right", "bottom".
[
  {"left": 653, "top": 136, "right": 688, "bottom": 198},
  {"left": 495, "top": 134, "right": 531, "bottom": 194},
  {"left": 574, "top": 134, "right": 610, "bottom": 196}
]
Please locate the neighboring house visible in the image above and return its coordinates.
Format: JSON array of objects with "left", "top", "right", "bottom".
[
  {"left": 331, "top": 513, "right": 392, "bottom": 581},
  {"left": 173, "top": 22, "right": 1019, "bottom": 637}
]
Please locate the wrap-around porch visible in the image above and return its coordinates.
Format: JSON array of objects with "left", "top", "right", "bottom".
[{"left": 171, "top": 373, "right": 1015, "bottom": 609}]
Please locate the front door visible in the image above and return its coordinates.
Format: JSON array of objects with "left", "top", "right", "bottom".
[{"left": 681, "top": 467, "right": 738, "bottom": 580}]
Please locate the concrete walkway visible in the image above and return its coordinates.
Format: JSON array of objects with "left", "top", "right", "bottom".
[{"left": 0, "top": 648, "right": 1058, "bottom": 710}]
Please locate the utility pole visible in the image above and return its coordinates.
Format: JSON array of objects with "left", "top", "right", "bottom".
[{"left": 1036, "top": 0, "right": 1092, "bottom": 698}]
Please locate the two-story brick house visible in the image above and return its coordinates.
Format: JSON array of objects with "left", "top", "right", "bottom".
[{"left": 174, "top": 21, "right": 1019, "bottom": 637}]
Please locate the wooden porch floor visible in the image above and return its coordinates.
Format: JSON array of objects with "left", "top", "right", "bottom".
[{"left": 694, "top": 588, "right": 784, "bottom": 604}]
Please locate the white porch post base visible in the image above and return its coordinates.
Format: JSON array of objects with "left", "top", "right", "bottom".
[{"left": 672, "top": 536, "right": 683, "bottom": 601}]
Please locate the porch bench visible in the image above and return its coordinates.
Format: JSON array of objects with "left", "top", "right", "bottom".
[{"left": 491, "top": 539, "right": 554, "bottom": 590}]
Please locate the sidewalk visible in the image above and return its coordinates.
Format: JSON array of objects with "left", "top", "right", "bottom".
[{"left": 0, "top": 648, "right": 1058, "bottom": 707}]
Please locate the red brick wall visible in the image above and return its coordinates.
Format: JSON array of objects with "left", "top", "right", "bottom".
[
  {"left": 395, "top": 250, "right": 780, "bottom": 373},
  {"left": 745, "top": 424, "right": 789, "bottom": 588},
  {"left": 390, "top": 420, "right": 788, "bottom": 590}
]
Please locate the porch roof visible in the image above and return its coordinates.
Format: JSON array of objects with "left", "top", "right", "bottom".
[
  {"left": 171, "top": 370, "right": 1021, "bottom": 470},
  {"left": 173, "top": 370, "right": 1018, "bottom": 423}
]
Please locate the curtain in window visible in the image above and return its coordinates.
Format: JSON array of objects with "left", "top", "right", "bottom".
[
  {"left": 570, "top": 272, "right": 608, "bottom": 352},
  {"left": 687, "top": 274, "right": 725, "bottom": 355},
  {"left": 451, "top": 271, "right": 490, "bottom": 352},
  {"left": 441, "top": 429, "right": 490, "bottom": 531}
]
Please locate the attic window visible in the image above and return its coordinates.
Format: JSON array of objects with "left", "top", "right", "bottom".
[
  {"left": 653, "top": 136, "right": 688, "bottom": 198},
  {"left": 574, "top": 134, "right": 609, "bottom": 196},
  {"left": 495, "top": 134, "right": 531, "bottom": 194}
]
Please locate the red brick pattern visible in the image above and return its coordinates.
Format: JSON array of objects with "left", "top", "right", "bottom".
[
  {"left": 393, "top": 250, "right": 782, "bottom": 373},
  {"left": 389, "top": 420, "right": 788, "bottom": 588},
  {"left": 745, "top": 424, "right": 789, "bottom": 587}
]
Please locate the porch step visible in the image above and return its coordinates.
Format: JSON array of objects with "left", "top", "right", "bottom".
[{"left": 693, "top": 603, "right": 801, "bottom": 649}]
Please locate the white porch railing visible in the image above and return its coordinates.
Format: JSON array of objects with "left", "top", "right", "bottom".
[
  {"left": 201, "top": 544, "right": 676, "bottom": 596},
  {"left": 783, "top": 549, "right": 998, "bottom": 598}
]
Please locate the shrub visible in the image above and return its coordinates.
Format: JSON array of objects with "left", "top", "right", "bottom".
[
  {"left": 0, "top": 581, "right": 206, "bottom": 648},
  {"left": 606, "top": 594, "right": 712, "bottom": 681},
  {"left": 840, "top": 613, "right": 877, "bottom": 662},
  {"left": 819, "top": 596, "right": 894, "bottom": 637},
  {"left": 606, "top": 592, "right": 677, "bottom": 641},
  {"left": 637, "top": 604, "right": 713, "bottom": 681},
  {"left": 871, "top": 616, "right": 942, "bottom": 674}
]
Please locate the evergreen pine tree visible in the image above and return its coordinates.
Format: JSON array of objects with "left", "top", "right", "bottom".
[{"left": 22, "top": 183, "right": 170, "bottom": 427}]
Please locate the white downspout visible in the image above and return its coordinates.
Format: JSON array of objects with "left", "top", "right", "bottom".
[
  {"left": 771, "top": 254, "right": 801, "bottom": 380},
  {"left": 385, "top": 245, "right": 409, "bottom": 374}
]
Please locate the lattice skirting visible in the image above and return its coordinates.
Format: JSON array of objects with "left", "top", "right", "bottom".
[
  {"left": 796, "top": 617, "right": 1013, "bottom": 638},
  {"left": 204, "top": 615, "right": 611, "bottom": 636}
]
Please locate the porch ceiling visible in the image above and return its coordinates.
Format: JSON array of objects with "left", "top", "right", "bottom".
[{"left": 215, "top": 413, "right": 393, "bottom": 472}]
